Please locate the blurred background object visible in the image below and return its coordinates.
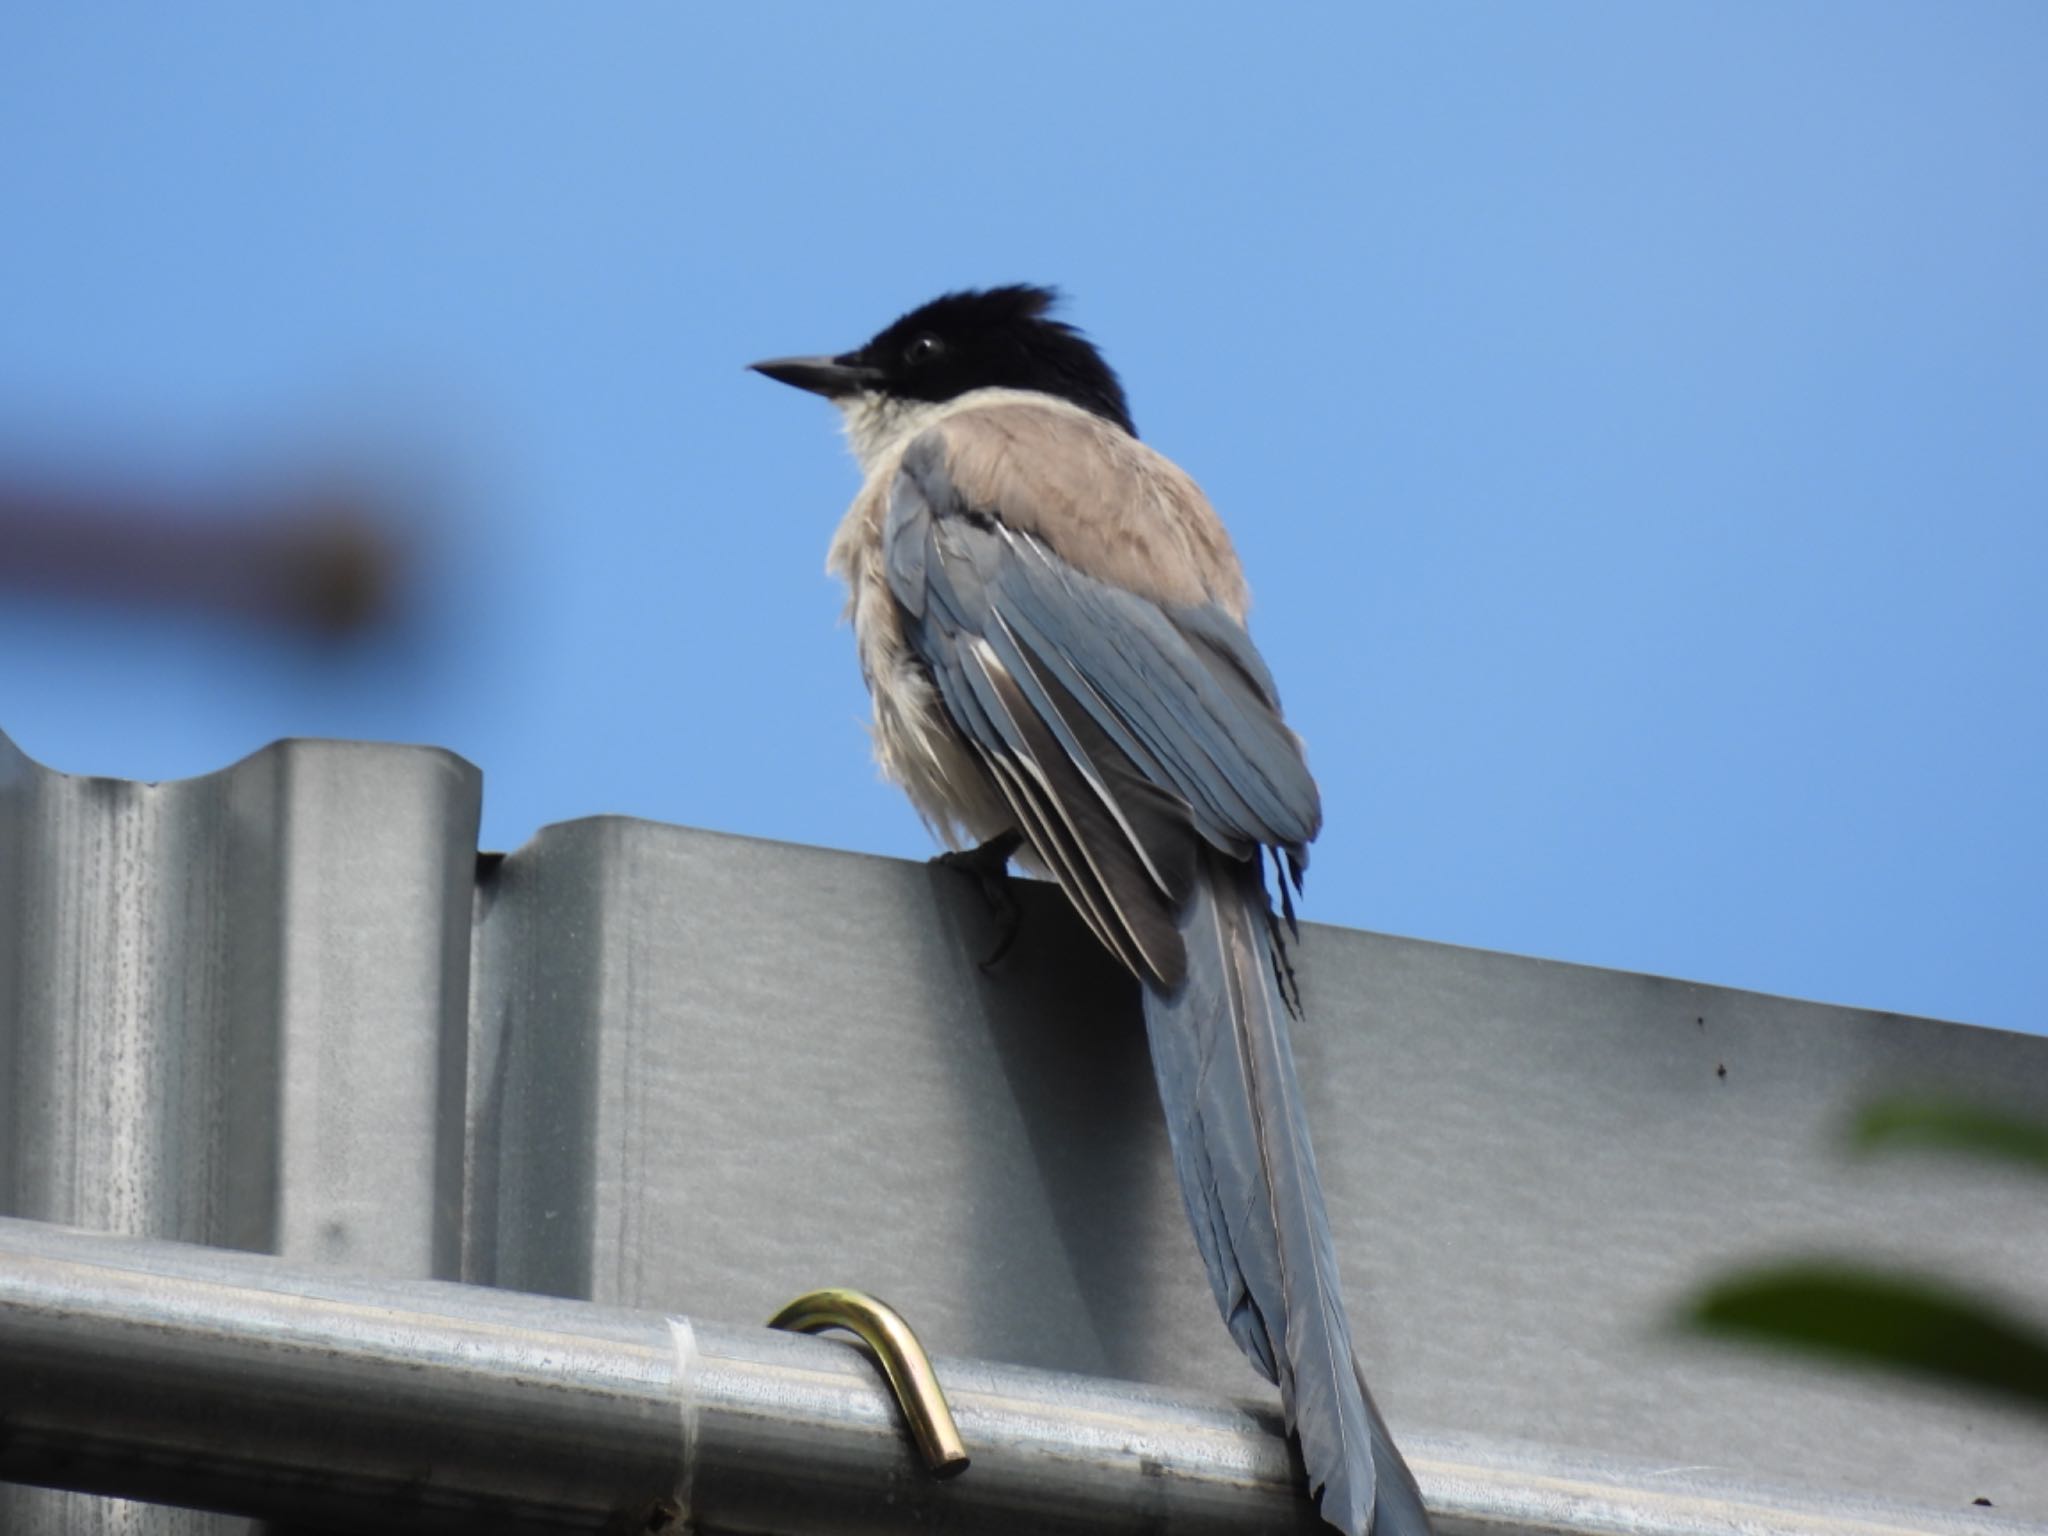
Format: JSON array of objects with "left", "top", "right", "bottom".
[
  {"left": 0, "top": 467, "right": 409, "bottom": 637},
  {"left": 0, "top": 3, "right": 2041, "bottom": 1033},
  {"left": 1685, "top": 1097, "right": 2048, "bottom": 1415}
]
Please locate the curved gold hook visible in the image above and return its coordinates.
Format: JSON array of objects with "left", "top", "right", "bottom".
[{"left": 768, "top": 1287, "right": 970, "bottom": 1477}]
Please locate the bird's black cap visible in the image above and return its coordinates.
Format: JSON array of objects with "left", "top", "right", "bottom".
[{"left": 751, "top": 285, "right": 1136, "bottom": 437}]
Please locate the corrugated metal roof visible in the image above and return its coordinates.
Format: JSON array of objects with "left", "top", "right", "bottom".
[{"left": 4, "top": 728, "right": 2045, "bottom": 1533}]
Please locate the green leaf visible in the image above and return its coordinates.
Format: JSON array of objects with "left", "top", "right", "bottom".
[
  {"left": 1850, "top": 1098, "right": 2048, "bottom": 1174},
  {"left": 1686, "top": 1263, "right": 2048, "bottom": 1413}
]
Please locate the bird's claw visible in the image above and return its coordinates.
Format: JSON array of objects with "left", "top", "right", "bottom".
[{"left": 933, "top": 831, "right": 1024, "bottom": 971}]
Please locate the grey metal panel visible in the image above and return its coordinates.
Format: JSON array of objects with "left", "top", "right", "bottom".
[
  {"left": 0, "top": 733, "right": 482, "bottom": 1535},
  {"left": 468, "top": 818, "right": 2048, "bottom": 1519},
  {"left": 4, "top": 726, "right": 2047, "bottom": 1532},
  {"left": 465, "top": 816, "right": 1157, "bottom": 1385},
  {"left": 1300, "top": 930, "right": 2048, "bottom": 1501}
]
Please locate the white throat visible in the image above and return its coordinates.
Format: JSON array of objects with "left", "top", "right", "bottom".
[
  {"left": 833, "top": 387, "right": 1069, "bottom": 477},
  {"left": 833, "top": 393, "right": 952, "bottom": 477}
]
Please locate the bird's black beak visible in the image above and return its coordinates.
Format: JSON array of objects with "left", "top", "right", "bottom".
[{"left": 748, "top": 354, "right": 884, "bottom": 399}]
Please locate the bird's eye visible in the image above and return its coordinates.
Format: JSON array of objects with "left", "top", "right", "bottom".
[{"left": 904, "top": 333, "right": 945, "bottom": 365}]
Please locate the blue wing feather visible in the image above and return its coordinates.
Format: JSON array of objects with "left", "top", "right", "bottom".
[{"left": 887, "top": 435, "right": 1319, "bottom": 874}]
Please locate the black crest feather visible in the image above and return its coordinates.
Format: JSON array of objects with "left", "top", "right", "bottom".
[{"left": 844, "top": 284, "right": 1136, "bottom": 435}]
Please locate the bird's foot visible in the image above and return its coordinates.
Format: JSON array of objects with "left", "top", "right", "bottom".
[{"left": 933, "top": 831, "right": 1025, "bottom": 971}]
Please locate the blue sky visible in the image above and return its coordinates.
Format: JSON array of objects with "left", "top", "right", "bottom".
[{"left": 0, "top": 5, "right": 2041, "bottom": 1034}]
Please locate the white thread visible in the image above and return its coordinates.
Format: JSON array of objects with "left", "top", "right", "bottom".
[{"left": 667, "top": 1317, "right": 699, "bottom": 1523}]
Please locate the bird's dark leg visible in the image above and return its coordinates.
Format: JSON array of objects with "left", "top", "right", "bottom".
[{"left": 932, "top": 830, "right": 1025, "bottom": 970}]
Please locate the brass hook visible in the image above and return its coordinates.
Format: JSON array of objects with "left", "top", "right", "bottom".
[{"left": 768, "top": 1287, "right": 970, "bottom": 1477}]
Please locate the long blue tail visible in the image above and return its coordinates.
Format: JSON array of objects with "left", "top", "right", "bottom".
[{"left": 1140, "top": 848, "right": 1430, "bottom": 1536}]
